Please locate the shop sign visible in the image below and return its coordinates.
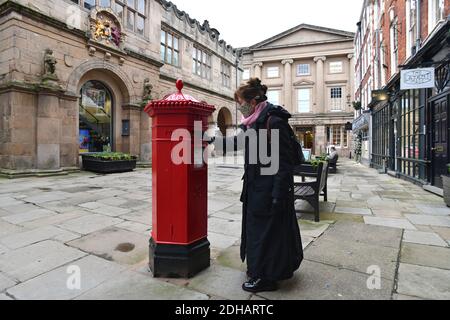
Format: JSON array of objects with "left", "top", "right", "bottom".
[{"left": 401, "top": 68, "right": 435, "bottom": 90}]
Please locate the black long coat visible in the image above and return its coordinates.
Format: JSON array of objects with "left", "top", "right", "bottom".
[{"left": 219, "top": 103, "right": 303, "bottom": 281}]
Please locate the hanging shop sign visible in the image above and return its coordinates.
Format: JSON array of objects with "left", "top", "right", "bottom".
[{"left": 400, "top": 68, "right": 435, "bottom": 90}]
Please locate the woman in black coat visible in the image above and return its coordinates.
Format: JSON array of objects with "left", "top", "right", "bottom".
[{"left": 216, "top": 78, "right": 303, "bottom": 293}]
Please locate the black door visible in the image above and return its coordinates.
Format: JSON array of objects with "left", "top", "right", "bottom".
[{"left": 432, "top": 96, "right": 449, "bottom": 188}]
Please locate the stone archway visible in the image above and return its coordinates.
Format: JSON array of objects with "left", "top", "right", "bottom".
[{"left": 217, "top": 107, "right": 233, "bottom": 137}]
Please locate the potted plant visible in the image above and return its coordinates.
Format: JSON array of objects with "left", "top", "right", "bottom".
[
  {"left": 442, "top": 164, "right": 450, "bottom": 207},
  {"left": 352, "top": 101, "right": 362, "bottom": 111},
  {"left": 81, "top": 152, "right": 138, "bottom": 174}
]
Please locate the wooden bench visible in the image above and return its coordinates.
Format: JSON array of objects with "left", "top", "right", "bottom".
[{"left": 293, "top": 161, "right": 329, "bottom": 222}]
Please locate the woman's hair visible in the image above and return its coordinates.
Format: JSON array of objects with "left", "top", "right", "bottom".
[{"left": 234, "top": 78, "right": 268, "bottom": 104}]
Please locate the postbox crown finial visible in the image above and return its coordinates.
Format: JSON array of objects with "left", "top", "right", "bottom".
[{"left": 176, "top": 79, "right": 184, "bottom": 93}]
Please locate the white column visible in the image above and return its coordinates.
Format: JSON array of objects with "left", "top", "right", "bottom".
[
  {"left": 253, "top": 62, "right": 263, "bottom": 79},
  {"left": 281, "top": 59, "right": 294, "bottom": 110},
  {"left": 313, "top": 56, "right": 326, "bottom": 114}
]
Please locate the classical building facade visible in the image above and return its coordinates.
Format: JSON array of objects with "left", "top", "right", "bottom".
[
  {"left": 241, "top": 24, "right": 355, "bottom": 157},
  {"left": 0, "top": 0, "right": 241, "bottom": 177},
  {"left": 354, "top": 0, "right": 450, "bottom": 189}
]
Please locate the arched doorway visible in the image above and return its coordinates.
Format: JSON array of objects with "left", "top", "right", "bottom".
[
  {"left": 217, "top": 107, "right": 233, "bottom": 137},
  {"left": 79, "top": 80, "right": 113, "bottom": 153}
]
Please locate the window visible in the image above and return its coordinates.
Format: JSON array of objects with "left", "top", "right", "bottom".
[
  {"left": 297, "top": 89, "right": 311, "bottom": 113},
  {"left": 297, "top": 64, "right": 310, "bottom": 76},
  {"left": 330, "top": 87, "right": 343, "bottom": 111},
  {"left": 193, "top": 47, "right": 211, "bottom": 79},
  {"left": 428, "top": 0, "right": 445, "bottom": 34},
  {"left": 267, "top": 90, "right": 280, "bottom": 105},
  {"left": 390, "top": 17, "right": 399, "bottom": 76},
  {"left": 84, "top": 0, "right": 95, "bottom": 9},
  {"left": 221, "top": 61, "right": 231, "bottom": 88},
  {"left": 99, "top": 0, "right": 110, "bottom": 7},
  {"left": 114, "top": 2, "right": 124, "bottom": 21},
  {"left": 242, "top": 69, "right": 250, "bottom": 81},
  {"left": 329, "top": 125, "right": 343, "bottom": 146},
  {"left": 123, "top": 0, "right": 146, "bottom": 35},
  {"left": 267, "top": 67, "right": 279, "bottom": 78},
  {"left": 329, "top": 61, "right": 343, "bottom": 73},
  {"left": 406, "top": 0, "right": 418, "bottom": 57},
  {"left": 160, "top": 30, "right": 180, "bottom": 66}
]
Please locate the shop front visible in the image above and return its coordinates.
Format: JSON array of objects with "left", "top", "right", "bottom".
[{"left": 370, "top": 19, "right": 450, "bottom": 187}]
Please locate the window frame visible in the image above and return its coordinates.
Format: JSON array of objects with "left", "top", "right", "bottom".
[
  {"left": 221, "top": 61, "right": 231, "bottom": 88},
  {"left": 193, "top": 46, "right": 212, "bottom": 80},
  {"left": 266, "top": 66, "right": 280, "bottom": 78},
  {"left": 297, "top": 64, "right": 311, "bottom": 76},
  {"left": 161, "top": 29, "right": 180, "bottom": 67},
  {"left": 297, "top": 88, "right": 311, "bottom": 113},
  {"left": 330, "top": 86, "right": 344, "bottom": 112},
  {"left": 329, "top": 61, "right": 343, "bottom": 74},
  {"left": 267, "top": 89, "right": 281, "bottom": 105}
]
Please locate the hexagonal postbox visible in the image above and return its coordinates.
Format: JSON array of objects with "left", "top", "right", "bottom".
[{"left": 144, "top": 80, "right": 215, "bottom": 278}]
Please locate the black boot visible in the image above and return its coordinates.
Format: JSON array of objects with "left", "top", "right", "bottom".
[{"left": 242, "top": 278, "right": 278, "bottom": 293}]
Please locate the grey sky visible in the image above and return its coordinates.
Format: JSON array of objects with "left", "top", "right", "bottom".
[{"left": 170, "top": 0, "right": 363, "bottom": 48}]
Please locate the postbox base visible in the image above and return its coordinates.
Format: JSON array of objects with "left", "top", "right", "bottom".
[{"left": 149, "top": 237, "right": 210, "bottom": 279}]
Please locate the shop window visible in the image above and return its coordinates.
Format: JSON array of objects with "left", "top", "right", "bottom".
[
  {"left": 79, "top": 81, "right": 113, "bottom": 153},
  {"left": 161, "top": 30, "right": 180, "bottom": 66}
]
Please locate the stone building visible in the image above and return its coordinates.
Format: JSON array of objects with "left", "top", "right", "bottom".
[
  {"left": 241, "top": 24, "right": 355, "bottom": 157},
  {"left": 0, "top": 0, "right": 241, "bottom": 177}
]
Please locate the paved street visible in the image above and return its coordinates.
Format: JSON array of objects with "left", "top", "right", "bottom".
[{"left": 0, "top": 158, "right": 450, "bottom": 300}]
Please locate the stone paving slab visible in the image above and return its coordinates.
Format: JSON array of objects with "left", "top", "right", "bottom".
[
  {"left": 2, "top": 209, "right": 56, "bottom": 225},
  {"left": 20, "top": 211, "right": 89, "bottom": 229},
  {"left": 208, "top": 232, "right": 239, "bottom": 250},
  {"left": 364, "top": 216, "right": 417, "bottom": 230},
  {"left": 67, "top": 228, "right": 148, "bottom": 266},
  {"left": 0, "top": 220, "right": 25, "bottom": 238},
  {"left": 7, "top": 255, "right": 126, "bottom": 300},
  {"left": 403, "top": 230, "right": 448, "bottom": 247},
  {"left": 119, "top": 209, "right": 152, "bottom": 225},
  {"left": 0, "top": 272, "right": 17, "bottom": 292},
  {"left": 258, "top": 260, "right": 394, "bottom": 300},
  {"left": 392, "top": 293, "right": 424, "bottom": 300},
  {"left": 187, "top": 264, "right": 250, "bottom": 300},
  {"left": 320, "top": 220, "right": 402, "bottom": 249},
  {"left": 76, "top": 270, "right": 209, "bottom": 300},
  {"left": 306, "top": 237, "right": 399, "bottom": 281},
  {"left": 400, "top": 243, "right": 450, "bottom": 270},
  {"left": 0, "top": 225, "right": 80, "bottom": 249},
  {"left": 0, "top": 240, "right": 86, "bottom": 282},
  {"left": 216, "top": 245, "right": 246, "bottom": 273},
  {"left": 115, "top": 221, "right": 151, "bottom": 235},
  {"left": 334, "top": 207, "right": 372, "bottom": 216},
  {"left": 208, "top": 217, "right": 242, "bottom": 238},
  {"left": 431, "top": 226, "right": 450, "bottom": 241},
  {"left": 0, "top": 293, "right": 12, "bottom": 300},
  {"left": 397, "top": 263, "right": 450, "bottom": 300},
  {"left": 404, "top": 214, "right": 450, "bottom": 227},
  {"left": 57, "top": 214, "right": 123, "bottom": 235}
]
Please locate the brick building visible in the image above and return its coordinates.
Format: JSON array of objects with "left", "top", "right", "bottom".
[
  {"left": 354, "top": 0, "right": 450, "bottom": 189},
  {"left": 0, "top": 0, "right": 242, "bottom": 177}
]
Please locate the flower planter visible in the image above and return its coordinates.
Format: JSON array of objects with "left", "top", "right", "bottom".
[
  {"left": 442, "top": 175, "right": 450, "bottom": 207},
  {"left": 81, "top": 154, "right": 137, "bottom": 174}
]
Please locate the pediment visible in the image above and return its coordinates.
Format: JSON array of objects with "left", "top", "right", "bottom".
[
  {"left": 250, "top": 24, "right": 354, "bottom": 49},
  {"left": 293, "top": 80, "right": 315, "bottom": 86}
]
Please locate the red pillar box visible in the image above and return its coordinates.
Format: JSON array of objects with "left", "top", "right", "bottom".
[{"left": 144, "top": 80, "right": 215, "bottom": 278}]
